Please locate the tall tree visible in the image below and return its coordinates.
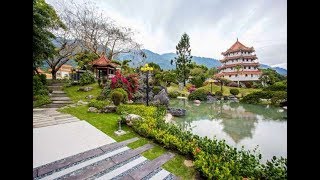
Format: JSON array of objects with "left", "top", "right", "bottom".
[
  {"left": 171, "top": 33, "right": 193, "bottom": 86},
  {"left": 33, "top": 0, "right": 65, "bottom": 74}
]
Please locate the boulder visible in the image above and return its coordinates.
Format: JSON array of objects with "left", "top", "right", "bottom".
[
  {"left": 85, "top": 95, "right": 94, "bottom": 99},
  {"left": 206, "top": 95, "right": 216, "bottom": 103},
  {"left": 77, "top": 100, "right": 88, "bottom": 105},
  {"left": 78, "top": 86, "right": 93, "bottom": 92},
  {"left": 103, "top": 105, "right": 117, "bottom": 113},
  {"left": 88, "top": 107, "right": 98, "bottom": 113},
  {"left": 193, "top": 100, "right": 201, "bottom": 104},
  {"left": 153, "top": 89, "right": 170, "bottom": 107},
  {"left": 125, "top": 114, "right": 142, "bottom": 126},
  {"left": 167, "top": 108, "right": 186, "bottom": 117}
]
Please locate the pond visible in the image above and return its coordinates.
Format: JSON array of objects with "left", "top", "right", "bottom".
[{"left": 169, "top": 99, "right": 287, "bottom": 162}]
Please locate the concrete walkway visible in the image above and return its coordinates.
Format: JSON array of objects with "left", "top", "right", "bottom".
[{"left": 33, "top": 108, "right": 177, "bottom": 180}]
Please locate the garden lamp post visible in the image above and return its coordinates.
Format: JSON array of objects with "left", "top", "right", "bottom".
[
  {"left": 140, "top": 64, "right": 154, "bottom": 106},
  {"left": 208, "top": 79, "right": 215, "bottom": 93}
]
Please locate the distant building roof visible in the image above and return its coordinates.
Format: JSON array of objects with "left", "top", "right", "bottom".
[{"left": 90, "top": 55, "right": 119, "bottom": 68}]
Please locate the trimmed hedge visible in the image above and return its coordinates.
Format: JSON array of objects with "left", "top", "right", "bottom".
[
  {"left": 188, "top": 89, "right": 208, "bottom": 101},
  {"left": 117, "top": 105, "right": 287, "bottom": 179}
]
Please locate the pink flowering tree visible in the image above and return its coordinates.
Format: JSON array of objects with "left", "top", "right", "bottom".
[{"left": 111, "top": 70, "right": 139, "bottom": 100}]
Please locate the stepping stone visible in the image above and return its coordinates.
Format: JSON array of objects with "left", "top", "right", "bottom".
[
  {"left": 34, "top": 137, "right": 139, "bottom": 177},
  {"left": 149, "top": 169, "right": 171, "bottom": 180},
  {"left": 51, "top": 101, "right": 73, "bottom": 104},
  {"left": 50, "top": 97, "right": 71, "bottom": 101},
  {"left": 110, "top": 144, "right": 153, "bottom": 164},
  {"left": 51, "top": 93, "right": 67, "bottom": 97},
  {"left": 52, "top": 91, "right": 67, "bottom": 94},
  {"left": 122, "top": 152, "right": 175, "bottom": 180}
]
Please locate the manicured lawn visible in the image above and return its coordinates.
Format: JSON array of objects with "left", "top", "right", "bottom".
[
  {"left": 59, "top": 105, "right": 197, "bottom": 179},
  {"left": 63, "top": 83, "right": 102, "bottom": 103}
]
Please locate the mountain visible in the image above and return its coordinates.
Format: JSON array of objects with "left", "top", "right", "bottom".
[
  {"left": 116, "top": 49, "right": 221, "bottom": 70},
  {"left": 116, "top": 49, "right": 287, "bottom": 75}
]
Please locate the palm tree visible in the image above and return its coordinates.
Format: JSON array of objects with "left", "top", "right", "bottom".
[{"left": 235, "top": 64, "right": 243, "bottom": 87}]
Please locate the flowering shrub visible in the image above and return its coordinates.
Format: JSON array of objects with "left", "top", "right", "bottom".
[
  {"left": 188, "top": 85, "right": 196, "bottom": 93},
  {"left": 111, "top": 71, "right": 139, "bottom": 100}
]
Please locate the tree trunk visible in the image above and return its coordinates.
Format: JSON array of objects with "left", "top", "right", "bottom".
[
  {"left": 220, "top": 82, "right": 223, "bottom": 92},
  {"left": 52, "top": 70, "right": 57, "bottom": 80}
]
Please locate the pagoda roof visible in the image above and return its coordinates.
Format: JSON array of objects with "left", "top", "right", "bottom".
[
  {"left": 215, "top": 70, "right": 262, "bottom": 77},
  {"left": 90, "top": 56, "right": 119, "bottom": 68},
  {"left": 222, "top": 39, "right": 254, "bottom": 55},
  {"left": 218, "top": 63, "right": 260, "bottom": 70},
  {"left": 220, "top": 54, "right": 257, "bottom": 62}
]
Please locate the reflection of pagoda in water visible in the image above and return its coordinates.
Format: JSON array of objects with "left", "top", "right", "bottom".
[{"left": 220, "top": 104, "right": 258, "bottom": 143}]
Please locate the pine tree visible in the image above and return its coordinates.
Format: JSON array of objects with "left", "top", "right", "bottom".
[{"left": 171, "top": 33, "right": 193, "bottom": 86}]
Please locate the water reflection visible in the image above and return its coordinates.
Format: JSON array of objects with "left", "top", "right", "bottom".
[{"left": 169, "top": 99, "right": 287, "bottom": 161}]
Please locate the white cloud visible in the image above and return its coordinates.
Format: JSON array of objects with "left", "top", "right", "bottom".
[{"left": 47, "top": 0, "right": 287, "bottom": 66}]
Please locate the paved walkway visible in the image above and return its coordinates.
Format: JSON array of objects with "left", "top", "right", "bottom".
[{"left": 33, "top": 108, "right": 177, "bottom": 180}]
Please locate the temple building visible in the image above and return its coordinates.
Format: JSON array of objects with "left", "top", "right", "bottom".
[{"left": 215, "top": 39, "right": 262, "bottom": 82}]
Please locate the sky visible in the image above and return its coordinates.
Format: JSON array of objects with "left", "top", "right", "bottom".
[{"left": 48, "top": 0, "right": 287, "bottom": 69}]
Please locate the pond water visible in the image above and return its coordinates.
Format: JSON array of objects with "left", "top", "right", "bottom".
[{"left": 169, "top": 99, "right": 287, "bottom": 162}]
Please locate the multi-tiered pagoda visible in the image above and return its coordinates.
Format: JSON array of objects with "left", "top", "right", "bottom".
[{"left": 215, "top": 39, "right": 262, "bottom": 82}]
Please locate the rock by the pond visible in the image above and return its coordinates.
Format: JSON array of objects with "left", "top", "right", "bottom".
[
  {"left": 153, "top": 89, "right": 170, "bottom": 107},
  {"left": 167, "top": 108, "right": 186, "bottom": 117},
  {"left": 193, "top": 100, "right": 201, "bottom": 104},
  {"left": 125, "top": 114, "right": 142, "bottom": 126},
  {"left": 228, "top": 95, "right": 239, "bottom": 102},
  {"left": 85, "top": 95, "right": 94, "bottom": 99},
  {"left": 164, "top": 113, "right": 174, "bottom": 123},
  {"left": 88, "top": 107, "right": 98, "bottom": 113},
  {"left": 206, "top": 95, "right": 216, "bottom": 103},
  {"left": 103, "top": 105, "right": 117, "bottom": 113},
  {"left": 78, "top": 86, "right": 93, "bottom": 92}
]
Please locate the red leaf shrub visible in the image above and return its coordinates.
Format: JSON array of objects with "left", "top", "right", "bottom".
[{"left": 111, "top": 71, "right": 139, "bottom": 100}]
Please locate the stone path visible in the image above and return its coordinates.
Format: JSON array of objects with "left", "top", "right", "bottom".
[
  {"left": 33, "top": 108, "right": 80, "bottom": 128},
  {"left": 33, "top": 137, "right": 177, "bottom": 180},
  {"left": 42, "top": 83, "right": 72, "bottom": 108}
]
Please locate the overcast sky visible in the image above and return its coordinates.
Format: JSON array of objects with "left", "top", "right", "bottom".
[{"left": 48, "top": 0, "right": 287, "bottom": 69}]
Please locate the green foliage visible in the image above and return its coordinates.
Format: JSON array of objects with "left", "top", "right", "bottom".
[
  {"left": 123, "top": 104, "right": 287, "bottom": 179},
  {"left": 168, "top": 91, "right": 180, "bottom": 98},
  {"left": 38, "top": 74, "right": 47, "bottom": 85},
  {"left": 260, "top": 68, "right": 286, "bottom": 86},
  {"left": 189, "top": 75, "right": 206, "bottom": 88},
  {"left": 88, "top": 99, "right": 110, "bottom": 109},
  {"left": 148, "top": 62, "right": 162, "bottom": 71},
  {"left": 74, "top": 50, "right": 99, "bottom": 70},
  {"left": 33, "top": 0, "right": 65, "bottom": 71},
  {"left": 111, "top": 91, "right": 123, "bottom": 106},
  {"left": 110, "top": 88, "right": 128, "bottom": 103},
  {"left": 79, "top": 71, "right": 95, "bottom": 86},
  {"left": 215, "top": 91, "right": 223, "bottom": 96},
  {"left": 172, "top": 33, "right": 192, "bottom": 86},
  {"left": 162, "top": 71, "right": 177, "bottom": 86},
  {"left": 33, "top": 75, "right": 48, "bottom": 96},
  {"left": 271, "top": 91, "right": 287, "bottom": 106},
  {"left": 188, "top": 89, "right": 208, "bottom": 101},
  {"left": 116, "top": 104, "right": 157, "bottom": 118},
  {"left": 33, "top": 95, "right": 51, "bottom": 108},
  {"left": 240, "top": 91, "right": 273, "bottom": 104},
  {"left": 230, "top": 89, "right": 240, "bottom": 96},
  {"left": 153, "top": 86, "right": 161, "bottom": 95},
  {"left": 264, "top": 81, "right": 287, "bottom": 91}
]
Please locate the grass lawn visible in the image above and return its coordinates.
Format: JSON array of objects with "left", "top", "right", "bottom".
[
  {"left": 59, "top": 105, "right": 197, "bottom": 179},
  {"left": 63, "top": 83, "right": 102, "bottom": 102}
]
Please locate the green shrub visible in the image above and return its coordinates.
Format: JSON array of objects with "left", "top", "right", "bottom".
[
  {"left": 215, "top": 91, "right": 222, "bottom": 96},
  {"left": 125, "top": 105, "right": 287, "bottom": 179},
  {"left": 264, "top": 81, "right": 287, "bottom": 91},
  {"left": 188, "top": 89, "right": 208, "bottom": 100},
  {"left": 33, "top": 75, "right": 48, "bottom": 96},
  {"left": 230, "top": 89, "right": 240, "bottom": 96},
  {"left": 240, "top": 91, "right": 274, "bottom": 104},
  {"left": 33, "top": 95, "right": 51, "bottom": 108},
  {"left": 153, "top": 86, "right": 161, "bottom": 95},
  {"left": 190, "top": 75, "right": 206, "bottom": 88},
  {"left": 38, "top": 74, "right": 47, "bottom": 86},
  {"left": 110, "top": 88, "right": 128, "bottom": 103},
  {"left": 168, "top": 91, "right": 179, "bottom": 98},
  {"left": 79, "top": 71, "right": 95, "bottom": 86},
  {"left": 111, "top": 91, "right": 123, "bottom": 106},
  {"left": 270, "top": 91, "right": 287, "bottom": 105},
  {"left": 88, "top": 99, "right": 110, "bottom": 109}
]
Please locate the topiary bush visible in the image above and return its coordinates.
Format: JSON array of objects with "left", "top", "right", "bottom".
[
  {"left": 190, "top": 75, "right": 206, "bottom": 88},
  {"left": 111, "top": 91, "right": 123, "bottom": 106},
  {"left": 188, "top": 89, "right": 208, "bottom": 101},
  {"left": 230, "top": 89, "right": 240, "bottom": 96},
  {"left": 79, "top": 71, "right": 95, "bottom": 86},
  {"left": 110, "top": 88, "right": 128, "bottom": 103},
  {"left": 215, "top": 91, "right": 222, "bottom": 96},
  {"left": 263, "top": 81, "right": 287, "bottom": 91},
  {"left": 270, "top": 91, "right": 287, "bottom": 106}
]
